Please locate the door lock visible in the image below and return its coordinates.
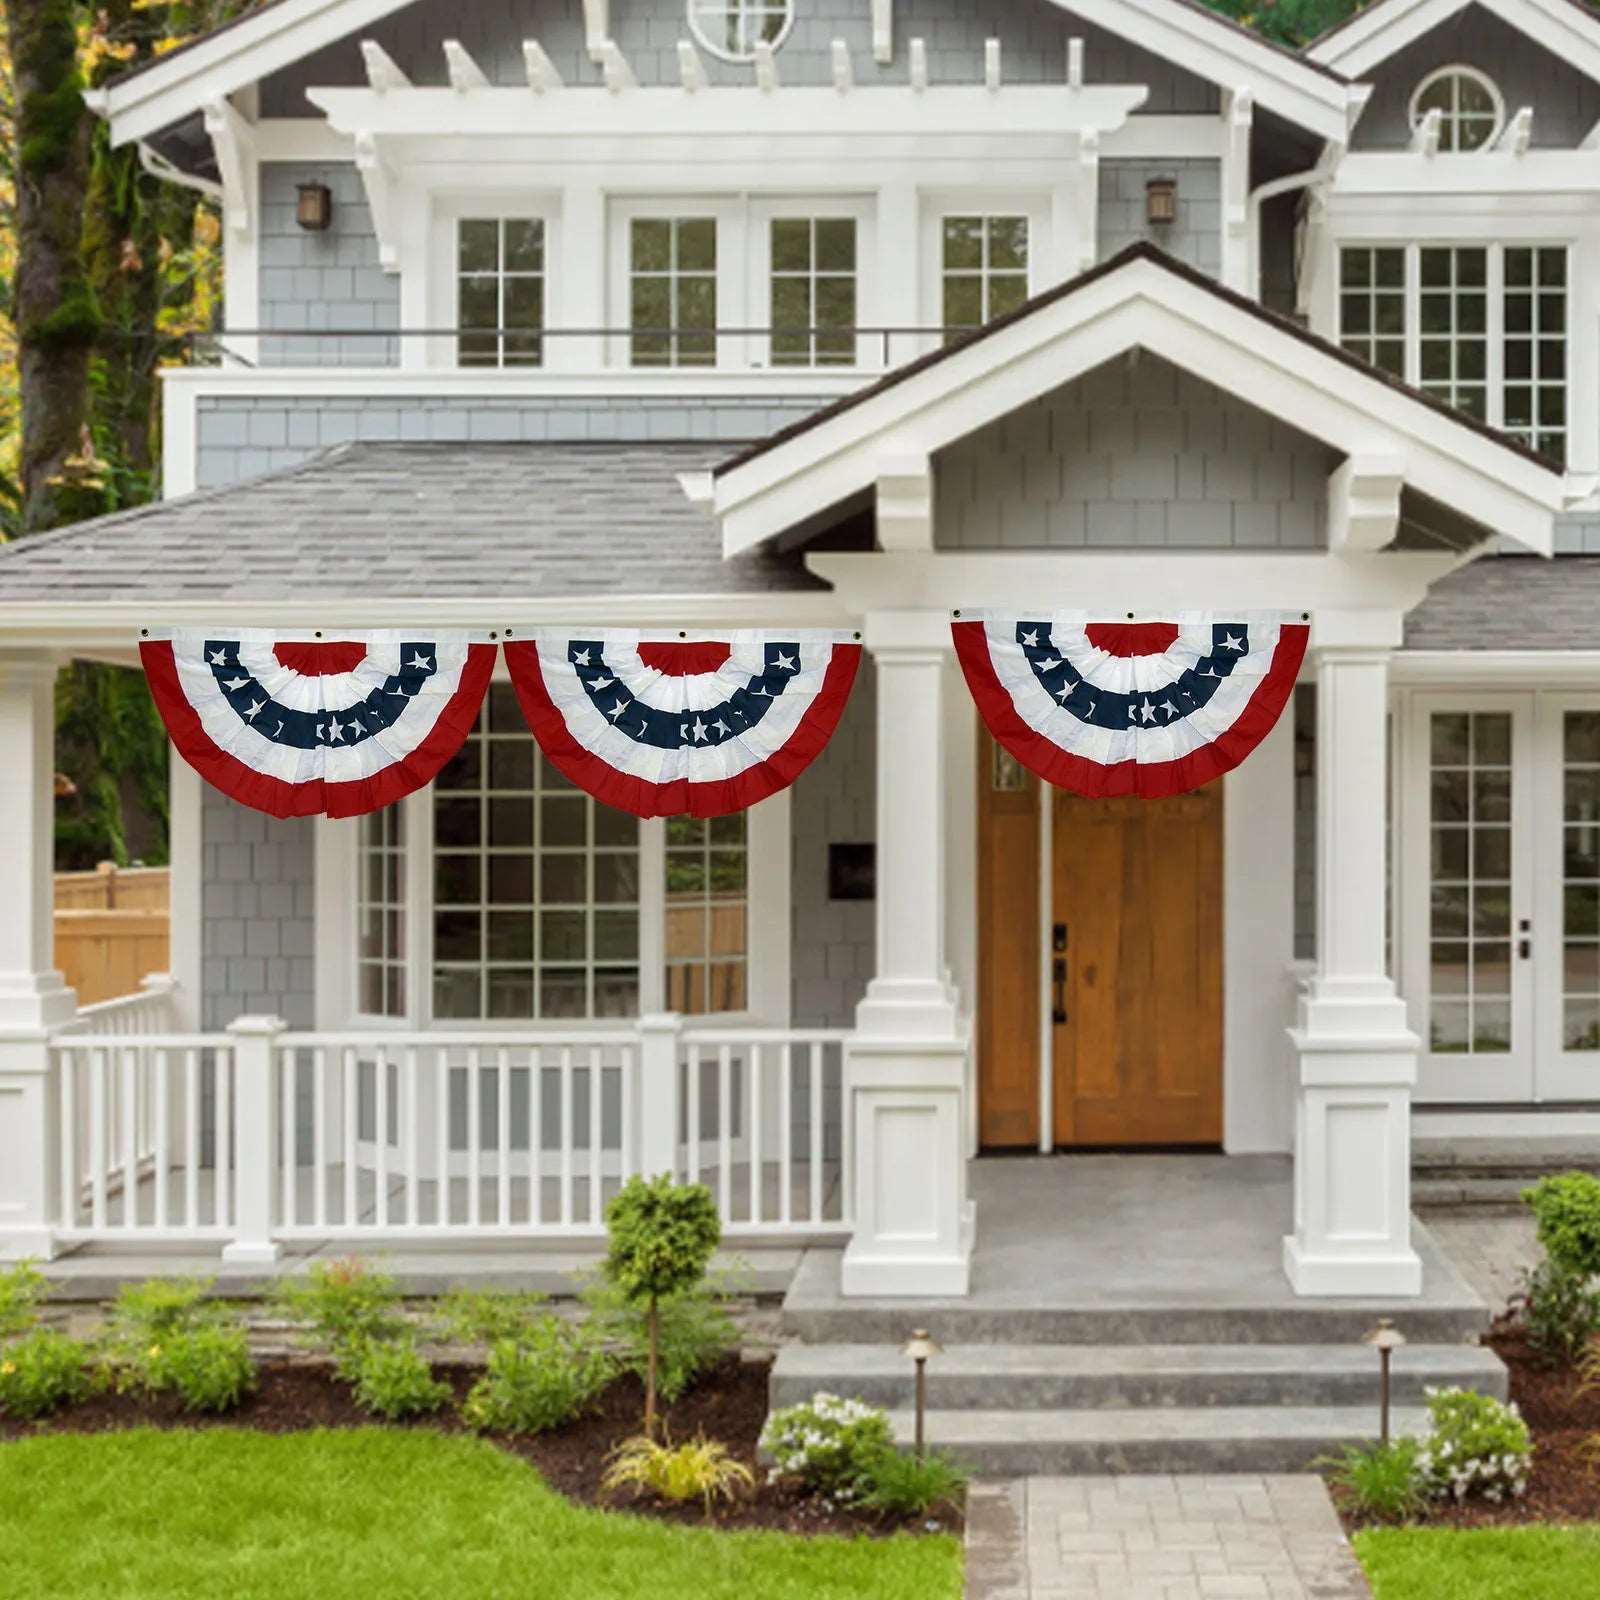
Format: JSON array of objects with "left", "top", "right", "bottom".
[
  {"left": 1053, "top": 922, "right": 1068, "bottom": 953},
  {"left": 1052, "top": 957, "right": 1067, "bottom": 1025}
]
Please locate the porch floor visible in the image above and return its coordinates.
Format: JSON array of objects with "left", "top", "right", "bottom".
[{"left": 783, "top": 1154, "right": 1492, "bottom": 1343}]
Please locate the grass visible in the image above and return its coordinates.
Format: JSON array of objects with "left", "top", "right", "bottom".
[
  {"left": 1356, "top": 1525, "right": 1600, "bottom": 1599},
  {"left": 0, "top": 1429, "right": 961, "bottom": 1600}
]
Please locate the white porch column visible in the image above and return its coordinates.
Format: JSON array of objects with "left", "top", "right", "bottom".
[
  {"left": 634, "top": 1012, "right": 682, "bottom": 1180},
  {"left": 840, "top": 610, "right": 973, "bottom": 1298},
  {"left": 0, "top": 653, "right": 75, "bottom": 1259},
  {"left": 1284, "top": 617, "right": 1422, "bottom": 1297},
  {"left": 223, "top": 1014, "right": 286, "bottom": 1265}
]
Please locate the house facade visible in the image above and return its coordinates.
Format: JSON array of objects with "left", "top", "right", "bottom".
[{"left": 0, "top": 0, "right": 1595, "bottom": 1301}]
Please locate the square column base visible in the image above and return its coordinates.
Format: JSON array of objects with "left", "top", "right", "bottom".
[
  {"left": 1282, "top": 1233, "right": 1422, "bottom": 1297},
  {"left": 839, "top": 1028, "right": 974, "bottom": 1299},
  {"left": 221, "top": 1241, "right": 282, "bottom": 1267},
  {"left": 0, "top": 1227, "right": 57, "bottom": 1263}
]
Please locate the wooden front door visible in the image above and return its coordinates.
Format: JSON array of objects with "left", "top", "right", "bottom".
[{"left": 1051, "top": 784, "right": 1223, "bottom": 1147}]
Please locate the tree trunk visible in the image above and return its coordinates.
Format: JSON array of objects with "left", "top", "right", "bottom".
[
  {"left": 646, "top": 1299, "right": 659, "bottom": 1439},
  {"left": 8, "top": 0, "right": 99, "bottom": 532}
]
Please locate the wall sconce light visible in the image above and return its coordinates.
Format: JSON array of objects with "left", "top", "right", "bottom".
[
  {"left": 296, "top": 182, "right": 333, "bottom": 232},
  {"left": 1145, "top": 177, "right": 1177, "bottom": 226}
]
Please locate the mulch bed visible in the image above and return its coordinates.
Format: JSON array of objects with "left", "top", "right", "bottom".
[
  {"left": 0, "top": 1353, "right": 956, "bottom": 1540},
  {"left": 1336, "top": 1314, "right": 1600, "bottom": 1533}
]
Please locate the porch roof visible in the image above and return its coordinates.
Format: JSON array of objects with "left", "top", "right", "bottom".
[
  {"left": 1403, "top": 553, "right": 1600, "bottom": 650},
  {"left": 0, "top": 439, "right": 826, "bottom": 614}
]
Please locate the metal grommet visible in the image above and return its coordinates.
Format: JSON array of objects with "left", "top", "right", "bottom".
[
  {"left": 139, "top": 628, "right": 150, "bottom": 638},
  {"left": 679, "top": 630, "right": 688, "bottom": 638},
  {"left": 314, "top": 629, "right": 323, "bottom": 639},
  {"left": 1126, "top": 611, "right": 1135, "bottom": 620},
  {"left": 489, "top": 631, "right": 498, "bottom": 641},
  {"left": 952, "top": 609, "right": 962, "bottom": 618},
  {"left": 1301, "top": 611, "right": 1311, "bottom": 622},
  {"left": 504, "top": 627, "right": 514, "bottom": 638},
  {"left": 853, "top": 630, "right": 862, "bottom": 641}
]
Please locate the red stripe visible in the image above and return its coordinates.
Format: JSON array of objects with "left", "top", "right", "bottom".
[
  {"left": 273, "top": 640, "right": 367, "bottom": 675},
  {"left": 1083, "top": 621, "right": 1180, "bottom": 657},
  {"left": 952, "top": 620, "right": 1308, "bottom": 800},
  {"left": 504, "top": 640, "right": 862, "bottom": 818},
  {"left": 636, "top": 640, "right": 733, "bottom": 676},
  {"left": 141, "top": 640, "right": 496, "bottom": 820}
]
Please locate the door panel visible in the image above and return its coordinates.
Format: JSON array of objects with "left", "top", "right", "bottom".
[
  {"left": 1051, "top": 785, "right": 1223, "bottom": 1147},
  {"left": 976, "top": 733, "right": 1041, "bottom": 1148}
]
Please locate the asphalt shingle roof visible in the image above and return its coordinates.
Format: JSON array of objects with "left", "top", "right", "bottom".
[
  {"left": 1403, "top": 556, "right": 1600, "bottom": 651},
  {"left": 0, "top": 441, "right": 823, "bottom": 604}
]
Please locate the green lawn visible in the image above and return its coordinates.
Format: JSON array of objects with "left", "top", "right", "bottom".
[
  {"left": 1356, "top": 1525, "right": 1600, "bottom": 1599},
  {"left": 0, "top": 1428, "right": 961, "bottom": 1600}
]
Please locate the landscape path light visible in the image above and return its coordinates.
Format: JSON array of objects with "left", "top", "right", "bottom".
[
  {"left": 1363, "top": 1317, "right": 1407, "bottom": 1445},
  {"left": 902, "top": 1327, "right": 942, "bottom": 1459}
]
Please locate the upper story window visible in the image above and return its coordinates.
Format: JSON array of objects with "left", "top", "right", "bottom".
[
  {"left": 1410, "top": 66, "right": 1503, "bottom": 152},
  {"left": 457, "top": 218, "right": 544, "bottom": 368},
  {"left": 630, "top": 217, "right": 718, "bottom": 368},
  {"left": 942, "top": 215, "right": 1030, "bottom": 338},
  {"left": 687, "top": 0, "right": 793, "bottom": 62},
  {"left": 1338, "top": 242, "right": 1567, "bottom": 464},
  {"left": 770, "top": 217, "right": 857, "bottom": 368}
]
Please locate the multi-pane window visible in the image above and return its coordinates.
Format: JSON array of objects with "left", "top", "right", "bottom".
[
  {"left": 1428, "top": 712, "right": 1513, "bottom": 1055},
  {"left": 1564, "top": 712, "right": 1600, "bottom": 1052},
  {"left": 432, "top": 685, "right": 640, "bottom": 1020},
  {"left": 942, "top": 216, "right": 1029, "bottom": 337},
  {"left": 664, "top": 815, "right": 749, "bottom": 1014},
  {"left": 457, "top": 219, "right": 544, "bottom": 368},
  {"left": 770, "top": 218, "right": 856, "bottom": 367},
  {"left": 358, "top": 806, "right": 406, "bottom": 1017},
  {"left": 1336, "top": 244, "right": 1568, "bottom": 463},
  {"left": 1338, "top": 247, "right": 1406, "bottom": 379},
  {"left": 1503, "top": 247, "right": 1567, "bottom": 463},
  {"left": 1411, "top": 68, "right": 1502, "bottom": 152},
  {"left": 687, "top": 0, "right": 791, "bottom": 61},
  {"left": 630, "top": 218, "right": 717, "bottom": 368}
]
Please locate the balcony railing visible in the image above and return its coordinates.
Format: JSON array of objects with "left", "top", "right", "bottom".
[{"left": 47, "top": 1015, "right": 850, "bottom": 1253}]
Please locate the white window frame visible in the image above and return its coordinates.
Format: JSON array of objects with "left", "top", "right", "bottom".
[
  {"left": 1409, "top": 65, "right": 1505, "bottom": 154},
  {"left": 426, "top": 191, "right": 561, "bottom": 371},
  {"left": 918, "top": 193, "right": 1048, "bottom": 332},
  {"left": 608, "top": 197, "right": 738, "bottom": 370},
  {"left": 746, "top": 196, "right": 873, "bottom": 371},
  {"left": 314, "top": 728, "right": 792, "bottom": 1032},
  {"left": 685, "top": 0, "right": 796, "bottom": 64},
  {"left": 1331, "top": 239, "right": 1571, "bottom": 456}
]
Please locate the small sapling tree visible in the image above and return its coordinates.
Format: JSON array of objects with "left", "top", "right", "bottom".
[{"left": 602, "top": 1174, "right": 721, "bottom": 1437}]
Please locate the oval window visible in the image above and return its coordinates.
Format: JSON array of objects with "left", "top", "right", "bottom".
[
  {"left": 686, "top": 0, "right": 794, "bottom": 63},
  {"left": 1410, "top": 66, "right": 1504, "bottom": 152}
]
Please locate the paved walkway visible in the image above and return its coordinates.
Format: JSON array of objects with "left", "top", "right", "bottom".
[
  {"left": 1424, "top": 1212, "right": 1539, "bottom": 1313},
  {"left": 965, "top": 1474, "right": 1372, "bottom": 1600}
]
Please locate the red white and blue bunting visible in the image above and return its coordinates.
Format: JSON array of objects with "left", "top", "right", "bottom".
[
  {"left": 952, "top": 611, "right": 1309, "bottom": 799},
  {"left": 503, "top": 629, "right": 861, "bottom": 818},
  {"left": 140, "top": 629, "right": 496, "bottom": 819}
]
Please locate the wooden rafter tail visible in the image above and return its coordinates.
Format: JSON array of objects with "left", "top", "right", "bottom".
[
  {"left": 522, "top": 40, "right": 563, "bottom": 93},
  {"left": 677, "top": 40, "right": 707, "bottom": 94},
  {"left": 442, "top": 39, "right": 490, "bottom": 93},
  {"left": 359, "top": 39, "right": 411, "bottom": 93}
]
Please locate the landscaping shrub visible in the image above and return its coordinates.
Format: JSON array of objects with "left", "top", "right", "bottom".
[
  {"left": 1519, "top": 1257, "right": 1600, "bottom": 1365},
  {"left": 130, "top": 1325, "right": 257, "bottom": 1413},
  {"left": 347, "top": 1339, "right": 451, "bottom": 1421},
  {"left": 109, "top": 1276, "right": 221, "bottom": 1343},
  {"left": 581, "top": 1272, "right": 738, "bottom": 1406},
  {"left": 0, "top": 1330, "right": 90, "bottom": 1419},
  {"left": 760, "top": 1393, "right": 898, "bottom": 1504},
  {"left": 856, "top": 1449, "right": 969, "bottom": 1521},
  {"left": 461, "top": 1318, "right": 614, "bottom": 1435},
  {"left": 1416, "top": 1387, "right": 1531, "bottom": 1504},
  {"left": 1319, "top": 1438, "right": 1429, "bottom": 1523},
  {"left": 0, "top": 1260, "right": 47, "bottom": 1337},
  {"left": 601, "top": 1175, "right": 721, "bottom": 1436},
  {"left": 602, "top": 1432, "right": 754, "bottom": 1513},
  {"left": 1525, "top": 1172, "right": 1600, "bottom": 1279},
  {"left": 430, "top": 1288, "right": 548, "bottom": 1346},
  {"left": 273, "top": 1257, "right": 406, "bottom": 1351}
]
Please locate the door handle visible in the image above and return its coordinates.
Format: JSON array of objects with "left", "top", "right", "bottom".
[{"left": 1052, "top": 957, "right": 1067, "bottom": 1025}]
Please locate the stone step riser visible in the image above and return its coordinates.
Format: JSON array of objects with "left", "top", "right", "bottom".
[
  {"left": 770, "top": 1366, "right": 1502, "bottom": 1413},
  {"left": 782, "top": 1306, "right": 1489, "bottom": 1347},
  {"left": 898, "top": 1434, "right": 1390, "bottom": 1476}
]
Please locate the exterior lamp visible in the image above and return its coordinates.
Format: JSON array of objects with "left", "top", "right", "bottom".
[
  {"left": 1145, "top": 177, "right": 1177, "bottom": 226},
  {"left": 902, "top": 1327, "right": 942, "bottom": 1459},
  {"left": 1363, "top": 1317, "right": 1407, "bottom": 1445},
  {"left": 296, "top": 182, "right": 333, "bottom": 232}
]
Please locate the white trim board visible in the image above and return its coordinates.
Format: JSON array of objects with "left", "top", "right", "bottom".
[
  {"left": 1309, "top": 0, "right": 1600, "bottom": 86},
  {"left": 713, "top": 253, "right": 1565, "bottom": 558},
  {"left": 1414, "top": 1109, "right": 1600, "bottom": 1136}
]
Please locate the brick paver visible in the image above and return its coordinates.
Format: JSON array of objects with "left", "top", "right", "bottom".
[
  {"left": 1425, "top": 1213, "right": 1540, "bottom": 1313},
  {"left": 965, "top": 1475, "right": 1371, "bottom": 1600}
]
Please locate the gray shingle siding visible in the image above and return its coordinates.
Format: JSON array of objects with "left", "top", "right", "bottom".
[
  {"left": 201, "top": 784, "right": 316, "bottom": 1029},
  {"left": 790, "top": 659, "right": 875, "bottom": 1028},
  {"left": 935, "top": 351, "right": 1335, "bottom": 549},
  {"left": 1351, "top": 3, "right": 1600, "bottom": 151},
  {"left": 259, "top": 164, "right": 397, "bottom": 366},
  {"left": 1554, "top": 517, "right": 1600, "bottom": 555},
  {"left": 1097, "top": 159, "right": 1221, "bottom": 279},
  {"left": 262, "top": 0, "right": 1218, "bottom": 112},
  {"left": 194, "top": 394, "right": 830, "bottom": 490}
]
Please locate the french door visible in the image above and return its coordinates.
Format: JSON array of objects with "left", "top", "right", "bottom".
[{"left": 1404, "top": 692, "right": 1600, "bottom": 1103}]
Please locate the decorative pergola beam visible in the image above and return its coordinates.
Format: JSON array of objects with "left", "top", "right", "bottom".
[
  {"left": 753, "top": 40, "right": 778, "bottom": 93},
  {"left": 581, "top": 0, "right": 608, "bottom": 64},
  {"left": 678, "top": 40, "right": 707, "bottom": 93},
  {"left": 353, "top": 131, "right": 399, "bottom": 272},
  {"left": 1067, "top": 37, "right": 1084, "bottom": 90},
  {"left": 523, "top": 40, "right": 562, "bottom": 93},
  {"left": 984, "top": 38, "right": 1001, "bottom": 93},
  {"left": 1410, "top": 105, "right": 1441, "bottom": 156},
  {"left": 909, "top": 38, "right": 928, "bottom": 92},
  {"left": 360, "top": 40, "right": 412, "bottom": 93},
  {"left": 1497, "top": 106, "right": 1533, "bottom": 156},
  {"left": 1221, "top": 85, "right": 1253, "bottom": 292},
  {"left": 599, "top": 40, "right": 636, "bottom": 93},
  {"left": 871, "top": 0, "right": 892, "bottom": 65},
  {"left": 443, "top": 39, "right": 490, "bottom": 92},
  {"left": 202, "top": 96, "right": 255, "bottom": 238},
  {"left": 831, "top": 39, "right": 852, "bottom": 94}
]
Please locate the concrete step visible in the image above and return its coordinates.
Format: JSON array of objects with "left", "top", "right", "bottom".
[
  {"left": 1412, "top": 1176, "right": 1539, "bottom": 1212},
  {"left": 893, "top": 1404, "right": 1434, "bottom": 1476},
  {"left": 771, "top": 1341, "right": 1505, "bottom": 1412}
]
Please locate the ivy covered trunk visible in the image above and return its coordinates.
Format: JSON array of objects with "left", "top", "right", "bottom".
[{"left": 8, "top": 0, "right": 99, "bottom": 532}]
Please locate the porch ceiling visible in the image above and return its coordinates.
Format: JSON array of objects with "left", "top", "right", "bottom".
[{"left": 712, "top": 243, "right": 1567, "bottom": 562}]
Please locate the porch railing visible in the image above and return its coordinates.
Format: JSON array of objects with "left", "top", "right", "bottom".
[{"left": 46, "top": 1015, "right": 850, "bottom": 1252}]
